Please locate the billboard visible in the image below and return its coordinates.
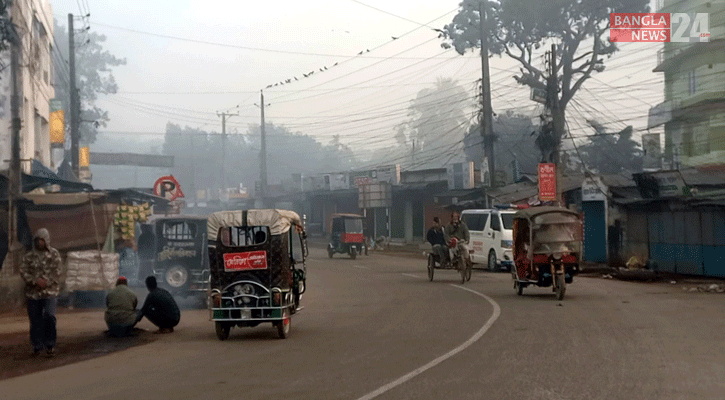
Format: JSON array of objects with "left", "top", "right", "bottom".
[{"left": 358, "top": 183, "right": 392, "bottom": 208}]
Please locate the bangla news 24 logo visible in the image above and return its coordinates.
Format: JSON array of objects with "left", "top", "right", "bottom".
[{"left": 610, "top": 13, "right": 710, "bottom": 42}]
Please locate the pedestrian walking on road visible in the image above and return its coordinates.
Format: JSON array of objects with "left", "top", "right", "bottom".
[
  {"left": 105, "top": 276, "right": 140, "bottom": 337},
  {"left": 20, "top": 228, "right": 62, "bottom": 357},
  {"left": 139, "top": 276, "right": 180, "bottom": 334}
]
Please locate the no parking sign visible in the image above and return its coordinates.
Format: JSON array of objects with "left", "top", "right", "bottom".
[{"left": 153, "top": 175, "right": 185, "bottom": 201}]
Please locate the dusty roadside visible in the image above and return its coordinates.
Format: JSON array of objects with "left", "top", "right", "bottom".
[{"left": 0, "top": 307, "right": 159, "bottom": 380}]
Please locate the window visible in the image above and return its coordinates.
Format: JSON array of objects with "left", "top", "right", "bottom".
[
  {"left": 687, "top": 70, "right": 697, "bottom": 95},
  {"left": 344, "top": 219, "right": 363, "bottom": 233},
  {"left": 501, "top": 214, "right": 515, "bottom": 230},
  {"left": 490, "top": 212, "right": 501, "bottom": 231},
  {"left": 461, "top": 214, "right": 481, "bottom": 231},
  {"left": 220, "top": 226, "right": 269, "bottom": 247},
  {"left": 162, "top": 222, "right": 196, "bottom": 240}
]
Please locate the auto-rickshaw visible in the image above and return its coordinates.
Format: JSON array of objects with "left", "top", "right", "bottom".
[
  {"left": 136, "top": 216, "right": 210, "bottom": 297},
  {"left": 327, "top": 213, "right": 367, "bottom": 259},
  {"left": 207, "top": 209, "right": 308, "bottom": 340},
  {"left": 511, "top": 206, "right": 583, "bottom": 300}
]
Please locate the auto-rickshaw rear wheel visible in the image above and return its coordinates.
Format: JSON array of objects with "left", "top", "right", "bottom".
[
  {"left": 555, "top": 274, "right": 566, "bottom": 300},
  {"left": 275, "top": 309, "right": 291, "bottom": 339},
  {"left": 427, "top": 254, "right": 435, "bottom": 281},
  {"left": 349, "top": 247, "right": 357, "bottom": 260},
  {"left": 215, "top": 322, "right": 231, "bottom": 341},
  {"left": 327, "top": 247, "right": 334, "bottom": 258}
]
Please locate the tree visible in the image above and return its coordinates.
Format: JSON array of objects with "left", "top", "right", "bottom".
[
  {"left": 440, "top": 0, "right": 649, "bottom": 163},
  {"left": 0, "top": 1, "right": 11, "bottom": 57},
  {"left": 395, "top": 78, "right": 471, "bottom": 169},
  {"left": 464, "top": 110, "right": 540, "bottom": 183},
  {"left": 162, "top": 122, "right": 360, "bottom": 198},
  {"left": 578, "top": 120, "right": 642, "bottom": 174},
  {"left": 53, "top": 19, "right": 126, "bottom": 144}
]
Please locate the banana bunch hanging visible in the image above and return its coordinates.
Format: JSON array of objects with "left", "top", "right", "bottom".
[{"left": 113, "top": 203, "right": 152, "bottom": 241}]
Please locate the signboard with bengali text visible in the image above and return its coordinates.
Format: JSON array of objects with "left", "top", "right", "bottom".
[{"left": 223, "top": 251, "right": 268, "bottom": 271}]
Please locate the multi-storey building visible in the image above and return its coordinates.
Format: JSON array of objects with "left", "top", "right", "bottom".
[
  {"left": 0, "top": 0, "right": 55, "bottom": 174},
  {"left": 649, "top": 0, "right": 725, "bottom": 169}
]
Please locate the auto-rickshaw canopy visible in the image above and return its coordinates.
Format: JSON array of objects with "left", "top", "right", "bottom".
[
  {"left": 513, "top": 206, "right": 580, "bottom": 221},
  {"left": 207, "top": 209, "right": 302, "bottom": 241}
]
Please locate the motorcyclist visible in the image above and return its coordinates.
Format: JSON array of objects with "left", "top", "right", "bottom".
[{"left": 444, "top": 211, "right": 470, "bottom": 264}]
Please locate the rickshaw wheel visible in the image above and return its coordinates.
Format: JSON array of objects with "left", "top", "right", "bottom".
[
  {"left": 427, "top": 255, "right": 435, "bottom": 281},
  {"left": 349, "top": 247, "right": 357, "bottom": 260},
  {"left": 515, "top": 281, "right": 524, "bottom": 296},
  {"left": 555, "top": 274, "right": 566, "bottom": 300},
  {"left": 276, "top": 309, "right": 291, "bottom": 339},
  {"left": 459, "top": 262, "right": 466, "bottom": 285},
  {"left": 465, "top": 260, "right": 472, "bottom": 282},
  {"left": 215, "top": 322, "right": 231, "bottom": 341},
  {"left": 327, "top": 247, "right": 334, "bottom": 259}
]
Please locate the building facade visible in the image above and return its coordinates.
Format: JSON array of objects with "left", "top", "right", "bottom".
[
  {"left": 0, "top": 0, "right": 55, "bottom": 174},
  {"left": 649, "top": 0, "right": 725, "bottom": 168}
]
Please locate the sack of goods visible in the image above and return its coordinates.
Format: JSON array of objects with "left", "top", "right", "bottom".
[{"left": 64, "top": 251, "right": 120, "bottom": 292}]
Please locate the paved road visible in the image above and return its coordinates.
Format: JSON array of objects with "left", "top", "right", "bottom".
[{"left": 2, "top": 248, "right": 724, "bottom": 400}]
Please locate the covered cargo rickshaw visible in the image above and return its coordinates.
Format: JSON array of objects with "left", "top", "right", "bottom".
[
  {"left": 207, "top": 209, "right": 308, "bottom": 340},
  {"left": 511, "top": 206, "right": 583, "bottom": 300}
]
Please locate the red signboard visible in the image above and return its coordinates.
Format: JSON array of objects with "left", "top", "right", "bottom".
[
  {"left": 223, "top": 251, "right": 268, "bottom": 271},
  {"left": 354, "top": 176, "right": 371, "bottom": 186},
  {"left": 538, "top": 163, "right": 556, "bottom": 201}
]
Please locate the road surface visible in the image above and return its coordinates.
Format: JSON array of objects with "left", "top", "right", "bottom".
[{"left": 1, "top": 247, "right": 724, "bottom": 400}]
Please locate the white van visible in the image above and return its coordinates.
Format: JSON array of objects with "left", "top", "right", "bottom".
[{"left": 460, "top": 209, "right": 515, "bottom": 271}]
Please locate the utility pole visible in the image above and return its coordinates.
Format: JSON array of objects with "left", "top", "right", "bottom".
[
  {"left": 479, "top": 1, "right": 495, "bottom": 189},
  {"left": 68, "top": 13, "right": 80, "bottom": 179},
  {"left": 548, "top": 43, "right": 563, "bottom": 205},
  {"left": 9, "top": 14, "right": 22, "bottom": 273},
  {"left": 217, "top": 109, "right": 238, "bottom": 197},
  {"left": 260, "top": 91, "right": 268, "bottom": 206}
]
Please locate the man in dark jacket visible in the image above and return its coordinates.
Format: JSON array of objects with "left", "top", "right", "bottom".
[
  {"left": 426, "top": 217, "right": 448, "bottom": 265},
  {"left": 139, "top": 276, "right": 180, "bottom": 333}
]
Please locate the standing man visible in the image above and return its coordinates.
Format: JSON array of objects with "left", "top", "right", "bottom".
[
  {"left": 105, "top": 276, "right": 140, "bottom": 337},
  {"left": 138, "top": 276, "right": 180, "bottom": 334},
  {"left": 20, "top": 228, "right": 62, "bottom": 357},
  {"left": 426, "top": 217, "right": 448, "bottom": 265},
  {"left": 444, "top": 211, "right": 471, "bottom": 262}
]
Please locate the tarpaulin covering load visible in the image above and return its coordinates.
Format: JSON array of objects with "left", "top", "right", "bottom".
[
  {"left": 64, "top": 251, "right": 119, "bottom": 292},
  {"left": 24, "top": 196, "right": 117, "bottom": 251}
]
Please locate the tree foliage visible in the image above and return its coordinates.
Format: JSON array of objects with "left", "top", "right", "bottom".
[
  {"left": 441, "top": 0, "right": 649, "bottom": 162},
  {"left": 578, "top": 119, "right": 643, "bottom": 174},
  {"left": 464, "top": 110, "right": 540, "bottom": 182},
  {"left": 395, "top": 78, "right": 471, "bottom": 169},
  {"left": 53, "top": 19, "right": 126, "bottom": 144},
  {"left": 162, "top": 122, "right": 358, "bottom": 196}
]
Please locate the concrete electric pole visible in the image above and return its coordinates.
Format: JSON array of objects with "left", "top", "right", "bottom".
[
  {"left": 217, "top": 109, "right": 238, "bottom": 195},
  {"left": 8, "top": 14, "right": 22, "bottom": 272},
  {"left": 257, "top": 91, "right": 269, "bottom": 206},
  {"left": 68, "top": 13, "right": 80, "bottom": 179},
  {"left": 479, "top": 1, "right": 495, "bottom": 189}
]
